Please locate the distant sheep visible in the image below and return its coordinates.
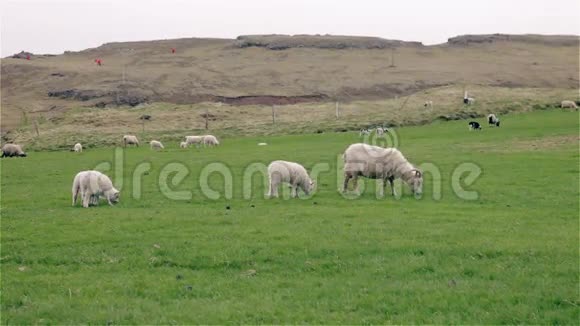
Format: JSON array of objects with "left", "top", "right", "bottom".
[
  {"left": 424, "top": 100, "right": 433, "bottom": 108},
  {"left": 185, "top": 135, "right": 204, "bottom": 146},
  {"left": 1, "top": 144, "right": 27, "bottom": 158},
  {"left": 267, "top": 160, "right": 315, "bottom": 198},
  {"left": 376, "top": 127, "right": 386, "bottom": 137},
  {"left": 180, "top": 141, "right": 188, "bottom": 148},
  {"left": 561, "top": 100, "right": 578, "bottom": 109},
  {"left": 150, "top": 140, "right": 164, "bottom": 150},
  {"left": 342, "top": 143, "right": 423, "bottom": 196},
  {"left": 468, "top": 121, "right": 482, "bottom": 130},
  {"left": 359, "top": 128, "right": 370, "bottom": 136},
  {"left": 464, "top": 91, "right": 475, "bottom": 105},
  {"left": 258, "top": 143, "right": 268, "bottom": 146},
  {"left": 203, "top": 135, "right": 220, "bottom": 147},
  {"left": 73, "top": 143, "right": 83, "bottom": 152},
  {"left": 72, "top": 170, "right": 120, "bottom": 208},
  {"left": 123, "top": 135, "right": 139, "bottom": 147},
  {"left": 487, "top": 114, "right": 500, "bottom": 127}
]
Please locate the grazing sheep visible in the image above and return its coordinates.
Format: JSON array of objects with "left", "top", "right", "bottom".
[
  {"left": 359, "top": 128, "right": 370, "bottom": 136},
  {"left": 185, "top": 135, "right": 204, "bottom": 146},
  {"left": 468, "top": 121, "right": 482, "bottom": 130},
  {"left": 72, "top": 170, "right": 120, "bottom": 208},
  {"left": 1, "top": 144, "right": 27, "bottom": 158},
  {"left": 561, "top": 100, "right": 578, "bottom": 109},
  {"left": 180, "top": 141, "right": 188, "bottom": 148},
  {"left": 267, "top": 160, "right": 315, "bottom": 198},
  {"left": 342, "top": 143, "right": 423, "bottom": 196},
  {"left": 424, "top": 100, "right": 433, "bottom": 108},
  {"left": 123, "top": 135, "right": 139, "bottom": 147},
  {"left": 73, "top": 143, "right": 83, "bottom": 152},
  {"left": 150, "top": 140, "right": 164, "bottom": 150},
  {"left": 202, "top": 135, "right": 220, "bottom": 147},
  {"left": 487, "top": 114, "right": 500, "bottom": 127}
]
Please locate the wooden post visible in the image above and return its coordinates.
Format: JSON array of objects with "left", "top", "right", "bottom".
[
  {"left": 272, "top": 105, "right": 276, "bottom": 124},
  {"left": 335, "top": 101, "right": 339, "bottom": 119},
  {"left": 205, "top": 107, "right": 209, "bottom": 130},
  {"left": 142, "top": 118, "right": 145, "bottom": 133},
  {"left": 389, "top": 48, "right": 396, "bottom": 67},
  {"left": 33, "top": 119, "right": 39, "bottom": 136}
]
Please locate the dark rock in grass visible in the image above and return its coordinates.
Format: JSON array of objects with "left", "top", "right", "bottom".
[
  {"left": 448, "top": 279, "right": 457, "bottom": 287},
  {"left": 313, "top": 201, "right": 318, "bottom": 205},
  {"left": 250, "top": 204, "right": 255, "bottom": 208},
  {"left": 176, "top": 274, "right": 183, "bottom": 280},
  {"left": 184, "top": 285, "right": 193, "bottom": 291},
  {"left": 226, "top": 205, "right": 231, "bottom": 210}
]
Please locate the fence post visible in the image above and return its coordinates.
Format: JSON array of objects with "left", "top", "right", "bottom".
[
  {"left": 33, "top": 119, "right": 40, "bottom": 136},
  {"left": 335, "top": 101, "right": 339, "bottom": 119},
  {"left": 272, "top": 105, "right": 276, "bottom": 124},
  {"left": 205, "top": 107, "right": 209, "bottom": 130}
]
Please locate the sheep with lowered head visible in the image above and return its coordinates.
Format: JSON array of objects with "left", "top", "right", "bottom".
[
  {"left": 487, "top": 114, "right": 500, "bottom": 127},
  {"left": 1, "top": 144, "right": 27, "bottom": 158},
  {"left": 123, "top": 135, "right": 139, "bottom": 147},
  {"left": 150, "top": 140, "right": 164, "bottom": 150},
  {"left": 72, "top": 170, "right": 120, "bottom": 208},
  {"left": 561, "top": 100, "right": 578, "bottom": 109},
  {"left": 267, "top": 160, "right": 315, "bottom": 198},
  {"left": 203, "top": 135, "right": 220, "bottom": 147},
  {"left": 73, "top": 143, "right": 83, "bottom": 152},
  {"left": 342, "top": 143, "right": 423, "bottom": 196}
]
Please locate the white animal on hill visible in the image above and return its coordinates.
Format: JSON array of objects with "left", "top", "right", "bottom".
[
  {"left": 203, "top": 135, "right": 220, "bottom": 147},
  {"left": 1, "top": 144, "right": 27, "bottom": 157},
  {"left": 359, "top": 128, "right": 370, "bottom": 136},
  {"left": 561, "top": 100, "right": 578, "bottom": 109},
  {"left": 150, "top": 140, "right": 164, "bottom": 150},
  {"left": 180, "top": 141, "right": 188, "bottom": 148},
  {"left": 123, "top": 135, "right": 139, "bottom": 147},
  {"left": 342, "top": 143, "right": 423, "bottom": 196},
  {"left": 464, "top": 91, "right": 475, "bottom": 105},
  {"left": 487, "top": 114, "right": 500, "bottom": 127},
  {"left": 424, "top": 100, "right": 433, "bottom": 108},
  {"left": 73, "top": 143, "right": 83, "bottom": 152},
  {"left": 258, "top": 143, "right": 268, "bottom": 146},
  {"left": 185, "top": 135, "right": 204, "bottom": 146},
  {"left": 72, "top": 170, "right": 120, "bottom": 208},
  {"left": 376, "top": 127, "right": 386, "bottom": 137},
  {"left": 267, "top": 160, "right": 315, "bottom": 198}
]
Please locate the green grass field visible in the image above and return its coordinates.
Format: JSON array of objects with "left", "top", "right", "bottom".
[{"left": 1, "top": 110, "right": 578, "bottom": 324}]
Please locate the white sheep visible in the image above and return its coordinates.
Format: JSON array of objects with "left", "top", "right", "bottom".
[
  {"left": 376, "top": 127, "right": 385, "bottom": 137},
  {"left": 73, "top": 143, "right": 83, "bottom": 152},
  {"left": 150, "top": 140, "right": 164, "bottom": 150},
  {"left": 464, "top": 91, "right": 475, "bottom": 105},
  {"left": 185, "top": 135, "right": 204, "bottom": 146},
  {"left": 123, "top": 135, "right": 139, "bottom": 147},
  {"left": 72, "top": 170, "right": 120, "bottom": 208},
  {"left": 1, "top": 144, "right": 27, "bottom": 158},
  {"left": 342, "top": 143, "right": 423, "bottom": 196},
  {"left": 487, "top": 114, "right": 500, "bottom": 127},
  {"left": 267, "top": 160, "right": 315, "bottom": 198},
  {"left": 561, "top": 100, "right": 578, "bottom": 109},
  {"left": 258, "top": 143, "right": 268, "bottom": 146},
  {"left": 202, "top": 135, "right": 220, "bottom": 147},
  {"left": 424, "top": 100, "right": 433, "bottom": 108},
  {"left": 180, "top": 141, "right": 188, "bottom": 148},
  {"left": 359, "top": 129, "right": 370, "bottom": 136}
]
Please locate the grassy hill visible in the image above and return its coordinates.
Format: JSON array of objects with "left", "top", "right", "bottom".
[
  {"left": 1, "top": 110, "right": 578, "bottom": 323},
  {"left": 1, "top": 34, "right": 578, "bottom": 147}
]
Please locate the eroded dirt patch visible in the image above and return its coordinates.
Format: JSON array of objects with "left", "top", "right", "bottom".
[{"left": 465, "top": 135, "right": 579, "bottom": 153}]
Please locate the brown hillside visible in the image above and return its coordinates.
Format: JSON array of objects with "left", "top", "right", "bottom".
[{"left": 1, "top": 34, "right": 578, "bottom": 133}]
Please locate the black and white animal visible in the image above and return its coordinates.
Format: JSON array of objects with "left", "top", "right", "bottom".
[
  {"left": 487, "top": 114, "right": 500, "bottom": 127},
  {"left": 1, "top": 144, "right": 27, "bottom": 157},
  {"left": 359, "top": 128, "right": 371, "bottom": 136},
  {"left": 463, "top": 91, "right": 475, "bottom": 105},
  {"left": 468, "top": 121, "right": 482, "bottom": 130}
]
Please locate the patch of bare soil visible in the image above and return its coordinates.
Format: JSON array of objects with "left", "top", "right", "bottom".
[{"left": 466, "top": 135, "right": 579, "bottom": 153}]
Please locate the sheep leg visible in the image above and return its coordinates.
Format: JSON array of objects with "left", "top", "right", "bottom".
[
  {"left": 388, "top": 176, "right": 396, "bottom": 196},
  {"left": 82, "top": 192, "right": 91, "bottom": 208},
  {"left": 342, "top": 174, "right": 352, "bottom": 192},
  {"left": 353, "top": 176, "right": 359, "bottom": 193},
  {"left": 291, "top": 185, "right": 297, "bottom": 198}
]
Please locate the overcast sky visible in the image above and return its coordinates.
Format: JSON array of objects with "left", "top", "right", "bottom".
[{"left": 1, "top": 0, "right": 579, "bottom": 56}]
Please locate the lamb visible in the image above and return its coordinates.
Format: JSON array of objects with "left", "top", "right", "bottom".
[
  {"left": 561, "top": 100, "right": 578, "bottom": 109},
  {"left": 185, "top": 135, "right": 204, "bottom": 146},
  {"left": 202, "top": 135, "right": 220, "bottom": 147},
  {"left": 267, "top": 160, "right": 315, "bottom": 198},
  {"left": 123, "top": 135, "right": 139, "bottom": 147},
  {"left": 150, "top": 140, "right": 164, "bottom": 150},
  {"left": 342, "top": 143, "right": 423, "bottom": 196},
  {"left": 487, "top": 114, "right": 500, "bottom": 127},
  {"left": 1, "top": 144, "right": 27, "bottom": 158},
  {"left": 468, "top": 121, "right": 482, "bottom": 130},
  {"left": 424, "top": 100, "right": 433, "bottom": 108},
  {"left": 180, "top": 141, "right": 188, "bottom": 148},
  {"left": 72, "top": 170, "right": 120, "bottom": 208},
  {"left": 359, "top": 128, "right": 370, "bottom": 136},
  {"left": 73, "top": 143, "right": 83, "bottom": 152}
]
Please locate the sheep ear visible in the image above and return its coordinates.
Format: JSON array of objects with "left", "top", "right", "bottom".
[{"left": 414, "top": 170, "right": 422, "bottom": 178}]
